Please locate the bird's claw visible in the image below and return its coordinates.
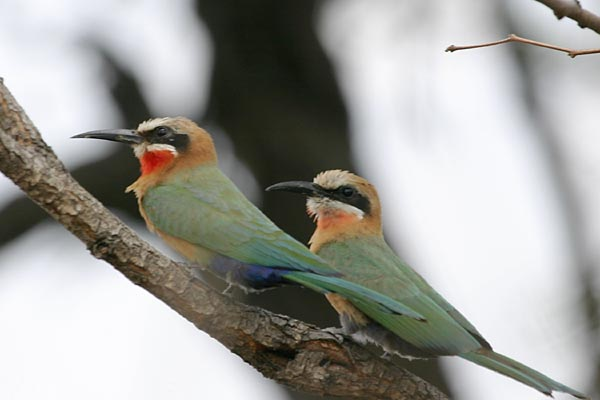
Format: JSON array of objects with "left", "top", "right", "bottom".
[
  {"left": 221, "top": 283, "right": 235, "bottom": 296},
  {"left": 321, "top": 326, "right": 346, "bottom": 344}
]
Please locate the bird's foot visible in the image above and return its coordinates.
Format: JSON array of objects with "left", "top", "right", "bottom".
[
  {"left": 381, "top": 351, "right": 393, "bottom": 360},
  {"left": 221, "top": 283, "right": 235, "bottom": 296},
  {"left": 183, "top": 262, "right": 206, "bottom": 272}
]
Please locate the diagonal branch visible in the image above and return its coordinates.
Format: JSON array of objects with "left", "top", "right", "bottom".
[
  {"left": 0, "top": 78, "right": 448, "bottom": 400},
  {"left": 534, "top": 0, "right": 600, "bottom": 35},
  {"left": 446, "top": 34, "right": 600, "bottom": 58}
]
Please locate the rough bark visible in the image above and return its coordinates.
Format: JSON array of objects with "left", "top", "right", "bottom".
[{"left": 0, "top": 79, "right": 448, "bottom": 400}]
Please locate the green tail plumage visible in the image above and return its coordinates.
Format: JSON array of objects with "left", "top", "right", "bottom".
[
  {"left": 285, "top": 272, "right": 426, "bottom": 321},
  {"left": 460, "top": 349, "right": 589, "bottom": 399}
]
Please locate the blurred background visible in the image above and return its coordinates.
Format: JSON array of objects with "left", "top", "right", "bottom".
[{"left": 1, "top": 0, "right": 599, "bottom": 399}]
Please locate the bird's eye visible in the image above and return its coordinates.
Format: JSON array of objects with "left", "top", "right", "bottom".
[
  {"left": 340, "top": 186, "right": 355, "bottom": 197},
  {"left": 156, "top": 126, "right": 169, "bottom": 137}
]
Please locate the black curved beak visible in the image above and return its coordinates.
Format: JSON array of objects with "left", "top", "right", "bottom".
[
  {"left": 266, "top": 181, "right": 328, "bottom": 198},
  {"left": 71, "top": 129, "right": 143, "bottom": 145}
]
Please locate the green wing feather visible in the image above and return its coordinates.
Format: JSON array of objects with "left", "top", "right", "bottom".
[
  {"left": 317, "top": 236, "right": 486, "bottom": 355},
  {"left": 143, "top": 165, "right": 333, "bottom": 275},
  {"left": 397, "top": 252, "right": 490, "bottom": 347}
]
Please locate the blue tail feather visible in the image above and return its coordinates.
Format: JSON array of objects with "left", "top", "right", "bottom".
[{"left": 205, "top": 254, "right": 292, "bottom": 290}]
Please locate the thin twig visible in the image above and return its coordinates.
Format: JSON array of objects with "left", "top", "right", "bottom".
[{"left": 446, "top": 34, "right": 600, "bottom": 58}]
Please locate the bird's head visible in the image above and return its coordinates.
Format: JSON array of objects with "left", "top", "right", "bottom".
[
  {"left": 72, "top": 117, "right": 216, "bottom": 177},
  {"left": 267, "top": 170, "right": 382, "bottom": 236}
]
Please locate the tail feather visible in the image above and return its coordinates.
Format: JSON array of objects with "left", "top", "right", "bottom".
[
  {"left": 284, "top": 272, "right": 426, "bottom": 321},
  {"left": 460, "top": 349, "right": 588, "bottom": 399}
]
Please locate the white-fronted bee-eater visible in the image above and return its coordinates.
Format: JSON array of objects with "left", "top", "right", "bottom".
[
  {"left": 267, "top": 169, "right": 588, "bottom": 399},
  {"left": 72, "top": 118, "right": 426, "bottom": 322}
]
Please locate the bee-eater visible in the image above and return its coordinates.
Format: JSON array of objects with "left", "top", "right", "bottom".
[
  {"left": 267, "top": 169, "right": 588, "bottom": 399},
  {"left": 71, "top": 118, "right": 426, "bottom": 320}
]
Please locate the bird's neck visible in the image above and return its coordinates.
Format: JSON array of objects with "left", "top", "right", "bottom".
[
  {"left": 316, "top": 211, "right": 360, "bottom": 231},
  {"left": 309, "top": 212, "right": 381, "bottom": 253}
]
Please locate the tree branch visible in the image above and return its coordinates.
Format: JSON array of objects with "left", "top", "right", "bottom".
[
  {"left": 446, "top": 33, "right": 600, "bottom": 58},
  {"left": 0, "top": 78, "right": 448, "bottom": 400},
  {"left": 534, "top": 0, "right": 600, "bottom": 35}
]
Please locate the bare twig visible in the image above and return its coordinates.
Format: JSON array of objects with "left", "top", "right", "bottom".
[
  {"left": 446, "top": 34, "right": 600, "bottom": 58},
  {"left": 0, "top": 78, "right": 448, "bottom": 400},
  {"left": 534, "top": 0, "right": 600, "bottom": 35}
]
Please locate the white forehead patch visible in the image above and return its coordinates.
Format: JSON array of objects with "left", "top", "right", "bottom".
[
  {"left": 137, "top": 117, "right": 173, "bottom": 132},
  {"left": 133, "top": 143, "right": 178, "bottom": 158},
  {"left": 306, "top": 197, "right": 364, "bottom": 220},
  {"left": 314, "top": 169, "right": 356, "bottom": 190}
]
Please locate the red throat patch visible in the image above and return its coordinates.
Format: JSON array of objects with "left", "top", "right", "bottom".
[{"left": 140, "top": 150, "right": 175, "bottom": 175}]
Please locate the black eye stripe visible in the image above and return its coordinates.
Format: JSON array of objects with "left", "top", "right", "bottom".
[
  {"left": 144, "top": 126, "right": 190, "bottom": 151},
  {"left": 323, "top": 185, "right": 371, "bottom": 214}
]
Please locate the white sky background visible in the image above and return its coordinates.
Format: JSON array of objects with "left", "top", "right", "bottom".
[{"left": 1, "top": 0, "right": 598, "bottom": 399}]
